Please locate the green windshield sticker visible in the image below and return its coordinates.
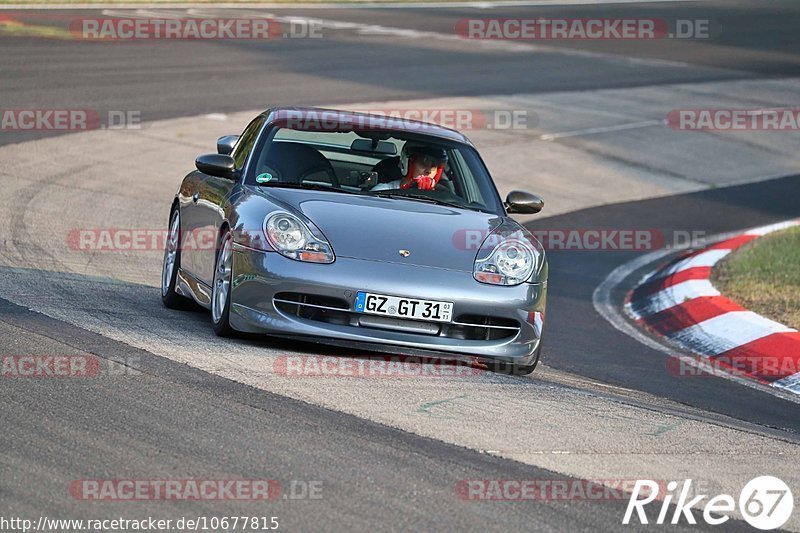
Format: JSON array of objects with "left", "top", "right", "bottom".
[{"left": 256, "top": 172, "right": 273, "bottom": 183}]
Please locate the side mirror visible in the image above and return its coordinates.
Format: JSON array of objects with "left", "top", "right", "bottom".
[
  {"left": 217, "top": 135, "right": 240, "bottom": 155},
  {"left": 196, "top": 154, "right": 238, "bottom": 180},
  {"left": 505, "top": 190, "right": 544, "bottom": 214}
]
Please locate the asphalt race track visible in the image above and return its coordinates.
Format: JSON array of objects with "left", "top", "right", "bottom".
[
  {"left": 1, "top": 1, "right": 799, "bottom": 531},
  {"left": 2, "top": 0, "right": 800, "bottom": 146}
]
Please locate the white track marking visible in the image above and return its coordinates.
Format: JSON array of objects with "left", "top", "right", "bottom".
[
  {"left": 539, "top": 119, "right": 665, "bottom": 141},
  {"left": 745, "top": 219, "right": 800, "bottom": 236},
  {"left": 238, "top": 11, "right": 695, "bottom": 67},
  {"left": 592, "top": 223, "right": 800, "bottom": 405},
  {"left": 774, "top": 374, "right": 800, "bottom": 395},
  {"left": 654, "top": 248, "right": 732, "bottom": 278},
  {"left": 266, "top": 13, "right": 694, "bottom": 67},
  {"left": 117, "top": 8, "right": 188, "bottom": 17},
  {"left": 669, "top": 311, "right": 793, "bottom": 356},
  {"left": 95, "top": 7, "right": 696, "bottom": 68},
  {"left": 628, "top": 279, "right": 720, "bottom": 318}
]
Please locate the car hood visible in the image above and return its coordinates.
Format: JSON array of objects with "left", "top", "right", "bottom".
[{"left": 247, "top": 187, "right": 505, "bottom": 272}]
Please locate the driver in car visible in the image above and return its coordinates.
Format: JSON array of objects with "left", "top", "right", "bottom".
[{"left": 371, "top": 144, "right": 448, "bottom": 191}]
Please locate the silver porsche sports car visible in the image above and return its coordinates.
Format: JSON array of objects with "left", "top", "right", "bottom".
[{"left": 161, "top": 107, "right": 547, "bottom": 374}]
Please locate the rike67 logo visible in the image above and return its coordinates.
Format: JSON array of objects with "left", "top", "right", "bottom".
[{"left": 624, "top": 477, "right": 793, "bottom": 529}]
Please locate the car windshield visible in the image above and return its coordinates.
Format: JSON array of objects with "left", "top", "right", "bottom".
[{"left": 244, "top": 118, "right": 504, "bottom": 214}]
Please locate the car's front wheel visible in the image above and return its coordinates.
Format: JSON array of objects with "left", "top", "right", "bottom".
[
  {"left": 211, "top": 230, "right": 235, "bottom": 337},
  {"left": 161, "top": 208, "right": 192, "bottom": 309}
]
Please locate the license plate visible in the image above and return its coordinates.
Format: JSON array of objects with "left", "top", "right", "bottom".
[{"left": 355, "top": 291, "right": 453, "bottom": 323}]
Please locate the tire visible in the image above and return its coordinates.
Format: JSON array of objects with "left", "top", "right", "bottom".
[
  {"left": 161, "top": 208, "right": 193, "bottom": 309},
  {"left": 211, "top": 230, "right": 235, "bottom": 337}
]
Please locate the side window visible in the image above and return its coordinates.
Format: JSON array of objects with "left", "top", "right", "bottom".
[
  {"left": 449, "top": 149, "right": 485, "bottom": 206},
  {"left": 232, "top": 116, "right": 266, "bottom": 169}
]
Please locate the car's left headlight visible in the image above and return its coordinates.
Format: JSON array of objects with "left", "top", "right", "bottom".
[
  {"left": 474, "top": 231, "right": 540, "bottom": 286},
  {"left": 264, "top": 211, "right": 335, "bottom": 263}
]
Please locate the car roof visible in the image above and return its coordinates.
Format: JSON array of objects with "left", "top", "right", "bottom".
[{"left": 263, "top": 106, "right": 474, "bottom": 146}]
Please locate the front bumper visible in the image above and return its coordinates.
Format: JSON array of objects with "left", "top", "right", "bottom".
[{"left": 229, "top": 245, "right": 547, "bottom": 365}]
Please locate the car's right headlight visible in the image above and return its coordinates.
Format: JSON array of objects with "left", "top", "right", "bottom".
[{"left": 264, "top": 211, "right": 335, "bottom": 263}]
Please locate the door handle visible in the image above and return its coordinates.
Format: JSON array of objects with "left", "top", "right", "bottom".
[{"left": 192, "top": 193, "right": 200, "bottom": 203}]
